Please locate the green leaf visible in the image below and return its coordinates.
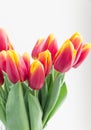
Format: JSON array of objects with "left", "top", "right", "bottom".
[
  {"left": 28, "top": 93, "right": 43, "bottom": 130},
  {"left": 39, "top": 81, "right": 48, "bottom": 110},
  {"left": 21, "top": 81, "right": 33, "bottom": 95},
  {"left": 46, "top": 73, "right": 53, "bottom": 91},
  {"left": 0, "top": 86, "right": 6, "bottom": 126},
  {"left": 46, "top": 82, "right": 67, "bottom": 122},
  {"left": 3, "top": 73, "right": 13, "bottom": 100},
  {"left": 4, "top": 73, "right": 13, "bottom": 88},
  {"left": 6, "top": 82, "right": 30, "bottom": 130},
  {"left": 0, "top": 102, "right": 6, "bottom": 126},
  {"left": 43, "top": 73, "right": 64, "bottom": 127},
  {"left": 0, "top": 86, "right": 6, "bottom": 102}
]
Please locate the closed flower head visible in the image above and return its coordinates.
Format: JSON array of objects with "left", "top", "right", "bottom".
[{"left": 28, "top": 60, "right": 45, "bottom": 90}]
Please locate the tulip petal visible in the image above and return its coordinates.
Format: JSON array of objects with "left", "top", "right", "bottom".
[
  {"left": 22, "top": 52, "right": 30, "bottom": 72},
  {"left": 31, "top": 38, "right": 45, "bottom": 58},
  {"left": 44, "top": 34, "right": 58, "bottom": 60},
  {"left": 0, "top": 28, "right": 10, "bottom": 51},
  {"left": 6, "top": 50, "right": 20, "bottom": 83},
  {"left": 44, "top": 34, "right": 55, "bottom": 48},
  {"left": 70, "top": 32, "right": 83, "bottom": 50},
  {"left": 17, "top": 55, "right": 28, "bottom": 82},
  {"left": 11, "top": 50, "right": 28, "bottom": 82},
  {"left": 9, "top": 42, "right": 14, "bottom": 50},
  {"left": 0, "top": 50, "right": 7, "bottom": 72},
  {"left": 29, "top": 60, "right": 45, "bottom": 90},
  {"left": 54, "top": 40, "right": 75, "bottom": 72},
  {"left": 38, "top": 50, "right": 52, "bottom": 76},
  {"left": 73, "top": 43, "right": 91, "bottom": 68},
  {"left": 73, "top": 43, "right": 83, "bottom": 65},
  {"left": 6, "top": 50, "right": 28, "bottom": 83}
]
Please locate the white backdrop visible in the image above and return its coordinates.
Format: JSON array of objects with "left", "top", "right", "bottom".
[{"left": 0, "top": 0, "right": 91, "bottom": 130}]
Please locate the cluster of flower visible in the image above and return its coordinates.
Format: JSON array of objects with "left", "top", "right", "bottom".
[{"left": 0, "top": 28, "right": 91, "bottom": 90}]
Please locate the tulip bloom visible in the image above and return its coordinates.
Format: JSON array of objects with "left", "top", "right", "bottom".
[
  {"left": 38, "top": 50, "right": 52, "bottom": 76},
  {"left": 0, "top": 69, "right": 4, "bottom": 86},
  {"left": 43, "top": 34, "right": 58, "bottom": 60},
  {"left": 32, "top": 38, "right": 45, "bottom": 58},
  {"left": 54, "top": 40, "right": 75, "bottom": 72},
  {"left": 73, "top": 43, "right": 91, "bottom": 68},
  {"left": 70, "top": 33, "right": 91, "bottom": 67},
  {"left": 70, "top": 32, "right": 82, "bottom": 50},
  {"left": 54, "top": 32, "right": 91, "bottom": 73},
  {"left": 0, "top": 28, "right": 13, "bottom": 51},
  {"left": 70, "top": 32, "right": 83, "bottom": 65},
  {"left": 31, "top": 34, "right": 58, "bottom": 60},
  {"left": 28, "top": 60, "right": 45, "bottom": 90},
  {"left": 6, "top": 50, "right": 27, "bottom": 83}
]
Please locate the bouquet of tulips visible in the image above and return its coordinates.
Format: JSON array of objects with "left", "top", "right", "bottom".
[{"left": 0, "top": 28, "right": 91, "bottom": 130}]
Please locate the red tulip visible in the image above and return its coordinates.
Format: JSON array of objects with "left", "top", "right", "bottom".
[
  {"left": 6, "top": 50, "right": 27, "bottom": 83},
  {"left": 28, "top": 60, "right": 45, "bottom": 90},
  {"left": 70, "top": 32, "right": 91, "bottom": 67},
  {"left": 54, "top": 40, "right": 75, "bottom": 72},
  {"left": 70, "top": 32, "right": 82, "bottom": 50},
  {"left": 38, "top": 50, "right": 52, "bottom": 76},
  {"left": 54, "top": 32, "right": 91, "bottom": 73},
  {"left": 0, "top": 69, "right": 4, "bottom": 86},
  {"left": 31, "top": 38, "right": 45, "bottom": 58},
  {"left": 31, "top": 34, "right": 58, "bottom": 60},
  {"left": 70, "top": 32, "right": 83, "bottom": 65},
  {"left": 73, "top": 43, "right": 91, "bottom": 68},
  {"left": 0, "top": 28, "right": 13, "bottom": 51},
  {"left": 43, "top": 34, "right": 58, "bottom": 60}
]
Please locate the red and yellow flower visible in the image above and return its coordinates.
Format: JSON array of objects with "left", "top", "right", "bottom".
[
  {"left": 0, "top": 28, "right": 13, "bottom": 51},
  {"left": 38, "top": 50, "right": 52, "bottom": 76},
  {"left": 6, "top": 50, "right": 28, "bottom": 83},
  {"left": 73, "top": 43, "right": 91, "bottom": 68},
  {"left": 32, "top": 34, "right": 58, "bottom": 60},
  {"left": 28, "top": 60, "right": 45, "bottom": 90},
  {"left": 31, "top": 38, "right": 45, "bottom": 58},
  {"left": 43, "top": 34, "right": 58, "bottom": 60},
  {"left": 54, "top": 32, "right": 91, "bottom": 73},
  {"left": 0, "top": 30, "right": 90, "bottom": 88},
  {"left": 54, "top": 39, "right": 74, "bottom": 72}
]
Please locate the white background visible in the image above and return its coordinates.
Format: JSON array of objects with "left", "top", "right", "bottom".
[{"left": 0, "top": 0, "right": 91, "bottom": 130}]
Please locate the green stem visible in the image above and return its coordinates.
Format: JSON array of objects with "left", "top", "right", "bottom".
[
  {"left": 33, "top": 90, "right": 39, "bottom": 97},
  {"left": 34, "top": 90, "right": 37, "bottom": 96}
]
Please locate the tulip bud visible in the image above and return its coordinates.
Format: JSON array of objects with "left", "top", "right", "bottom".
[
  {"left": 32, "top": 34, "right": 58, "bottom": 60},
  {"left": 44, "top": 34, "right": 58, "bottom": 60},
  {"left": 31, "top": 38, "right": 45, "bottom": 58},
  {"left": 70, "top": 32, "right": 83, "bottom": 65},
  {"left": 0, "top": 28, "right": 13, "bottom": 51},
  {"left": 70, "top": 32, "right": 83, "bottom": 50},
  {"left": 73, "top": 43, "right": 91, "bottom": 68},
  {"left": 18, "top": 55, "right": 28, "bottom": 82},
  {"left": 54, "top": 40, "right": 75, "bottom": 73},
  {"left": 28, "top": 60, "right": 45, "bottom": 90},
  {"left": 38, "top": 50, "right": 52, "bottom": 76},
  {"left": 6, "top": 50, "right": 27, "bottom": 83}
]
